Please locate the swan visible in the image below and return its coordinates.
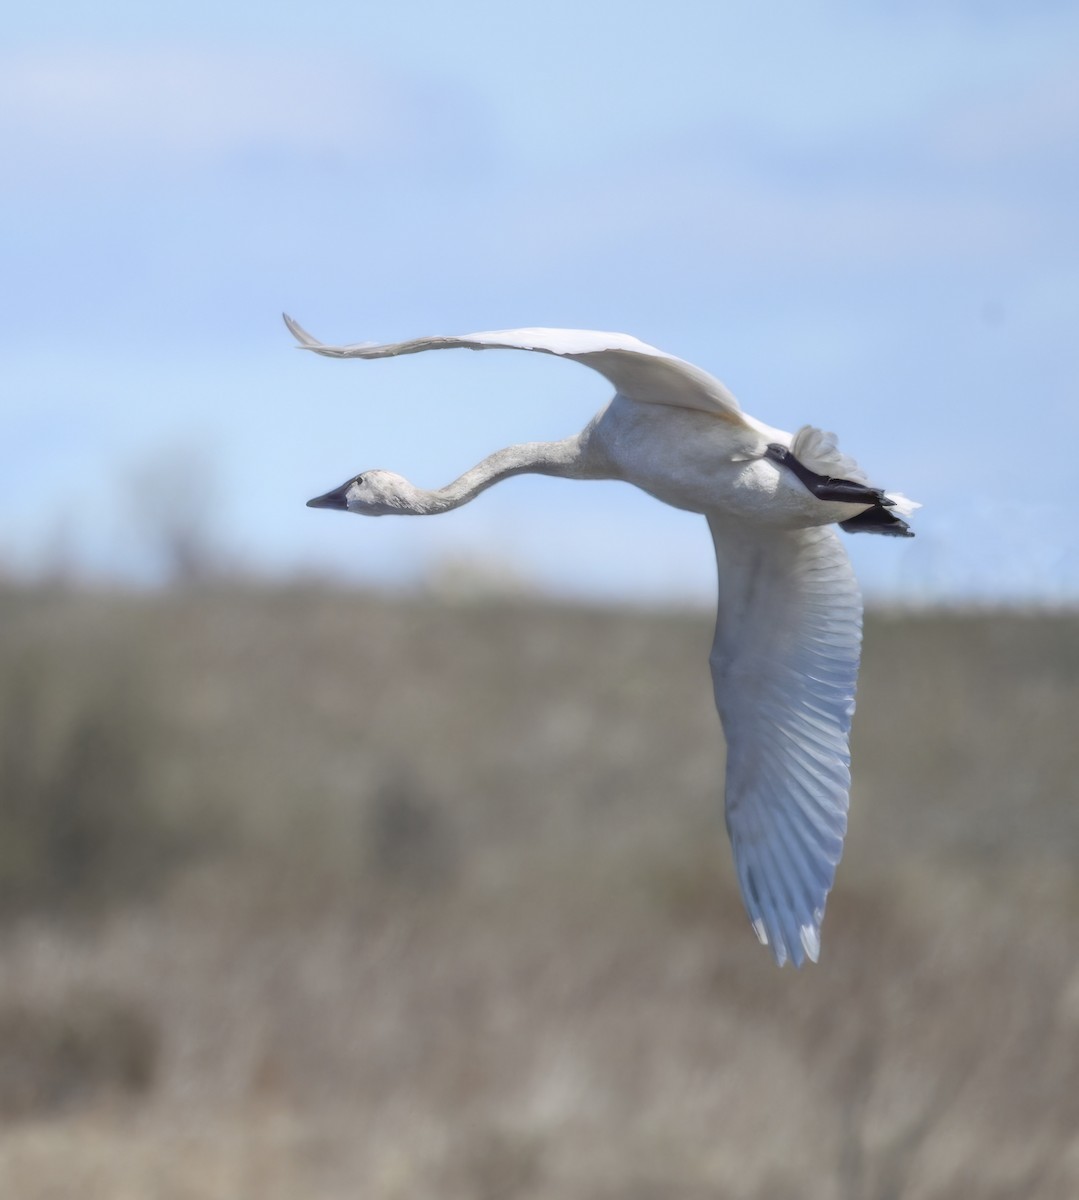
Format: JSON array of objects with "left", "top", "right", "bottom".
[{"left": 287, "top": 314, "right": 918, "bottom": 966}]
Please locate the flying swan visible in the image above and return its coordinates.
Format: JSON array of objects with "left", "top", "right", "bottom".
[{"left": 288, "top": 314, "right": 918, "bottom": 966}]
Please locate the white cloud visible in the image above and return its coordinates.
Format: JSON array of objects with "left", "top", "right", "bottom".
[
  {"left": 480, "top": 153, "right": 1041, "bottom": 284},
  {"left": 0, "top": 47, "right": 493, "bottom": 178},
  {"left": 930, "top": 69, "right": 1079, "bottom": 167}
]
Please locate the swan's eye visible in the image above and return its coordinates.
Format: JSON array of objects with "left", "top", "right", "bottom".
[{"left": 353, "top": 474, "right": 365, "bottom": 487}]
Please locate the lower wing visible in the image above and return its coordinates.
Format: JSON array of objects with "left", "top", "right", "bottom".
[{"left": 707, "top": 517, "right": 863, "bottom": 966}]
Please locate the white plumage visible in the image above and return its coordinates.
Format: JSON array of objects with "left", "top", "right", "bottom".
[{"left": 290, "top": 315, "right": 918, "bottom": 966}]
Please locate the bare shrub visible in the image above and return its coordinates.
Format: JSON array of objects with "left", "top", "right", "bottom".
[
  {"left": 365, "top": 773, "right": 457, "bottom": 892},
  {"left": 0, "top": 989, "right": 157, "bottom": 1117},
  {"left": 446, "top": 1124, "right": 545, "bottom": 1200},
  {"left": 0, "top": 638, "right": 193, "bottom": 913},
  {"left": 0, "top": 591, "right": 1075, "bottom": 1198}
]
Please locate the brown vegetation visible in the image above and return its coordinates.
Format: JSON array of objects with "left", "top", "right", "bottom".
[{"left": 0, "top": 584, "right": 1076, "bottom": 1198}]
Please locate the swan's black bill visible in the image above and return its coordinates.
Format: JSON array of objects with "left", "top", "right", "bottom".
[{"left": 307, "top": 482, "right": 351, "bottom": 510}]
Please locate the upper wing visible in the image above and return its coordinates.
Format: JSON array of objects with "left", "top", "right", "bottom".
[
  {"left": 283, "top": 314, "right": 746, "bottom": 423},
  {"left": 707, "top": 517, "right": 863, "bottom": 967}
]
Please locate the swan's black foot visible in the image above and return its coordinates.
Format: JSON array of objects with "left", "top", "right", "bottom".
[
  {"left": 765, "top": 443, "right": 915, "bottom": 538},
  {"left": 838, "top": 508, "right": 914, "bottom": 537}
]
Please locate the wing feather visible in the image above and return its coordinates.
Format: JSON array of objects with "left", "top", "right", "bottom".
[
  {"left": 707, "top": 518, "right": 862, "bottom": 966},
  {"left": 283, "top": 314, "right": 746, "bottom": 423}
]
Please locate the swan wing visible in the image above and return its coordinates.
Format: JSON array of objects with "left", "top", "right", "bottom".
[
  {"left": 707, "top": 517, "right": 862, "bottom": 967},
  {"left": 283, "top": 314, "right": 745, "bottom": 422}
]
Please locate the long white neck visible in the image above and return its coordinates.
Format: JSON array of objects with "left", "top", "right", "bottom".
[{"left": 402, "top": 435, "right": 589, "bottom": 515}]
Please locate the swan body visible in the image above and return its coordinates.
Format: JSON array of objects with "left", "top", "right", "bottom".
[{"left": 289, "top": 314, "right": 918, "bottom": 966}]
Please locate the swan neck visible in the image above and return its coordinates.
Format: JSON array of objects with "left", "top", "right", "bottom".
[{"left": 419, "top": 437, "right": 586, "bottom": 514}]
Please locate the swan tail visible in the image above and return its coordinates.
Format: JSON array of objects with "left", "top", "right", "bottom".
[{"left": 883, "top": 491, "right": 921, "bottom": 518}]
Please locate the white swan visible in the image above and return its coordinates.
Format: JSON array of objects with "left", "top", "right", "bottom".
[{"left": 288, "top": 314, "right": 918, "bottom": 966}]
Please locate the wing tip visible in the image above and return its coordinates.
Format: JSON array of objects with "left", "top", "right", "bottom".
[
  {"left": 760, "top": 923, "right": 821, "bottom": 969},
  {"left": 759, "top": 913, "right": 825, "bottom": 968},
  {"left": 738, "top": 846, "right": 828, "bottom": 968},
  {"left": 800, "top": 922, "right": 821, "bottom": 963},
  {"left": 282, "top": 312, "right": 323, "bottom": 350}
]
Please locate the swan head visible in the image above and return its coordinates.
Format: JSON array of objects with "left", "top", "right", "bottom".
[{"left": 307, "top": 470, "right": 415, "bottom": 517}]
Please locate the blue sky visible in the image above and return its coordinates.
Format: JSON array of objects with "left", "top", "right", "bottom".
[{"left": 3, "top": 2, "right": 1077, "bottom": 603}]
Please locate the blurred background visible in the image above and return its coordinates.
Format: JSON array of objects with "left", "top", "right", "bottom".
[{"left": 2, "top": 3, "right": 1079, "bottom": 1197}]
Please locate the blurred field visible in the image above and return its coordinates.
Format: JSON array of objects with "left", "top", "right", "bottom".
[{"left": 0, "top": 583, "right": 1077, "bottom": 1199}]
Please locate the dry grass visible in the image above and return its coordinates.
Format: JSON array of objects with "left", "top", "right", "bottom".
[{"left": 0, "top": 584, "right": 1077, "bottom": 1198}]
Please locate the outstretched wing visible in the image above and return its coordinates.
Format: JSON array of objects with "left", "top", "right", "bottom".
[
  {"left": 707, "top": 517, "right": 863, "bottom": 967},
  {"left": 283, "top": 314, "right": 745, "bottom": 422}
]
